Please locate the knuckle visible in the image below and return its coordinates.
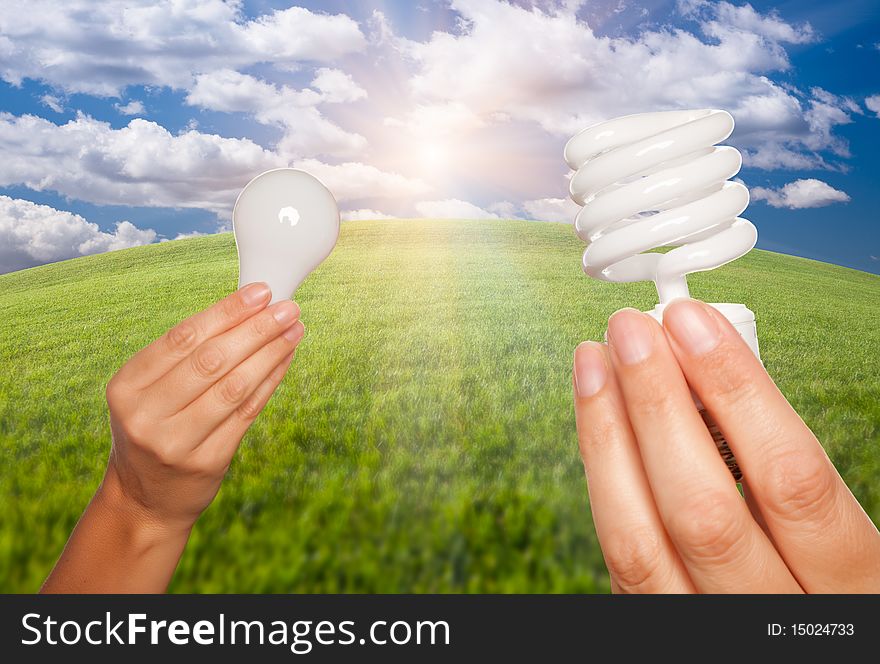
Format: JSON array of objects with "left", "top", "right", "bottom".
[
  {"left": 698, "top": 344, "right": 761, "bottom": 403},
  {"left": 668, "top": 491, "right": 748, "bottom": 563},
  {"left": 217, "top": 371, "right": 249, "bottom": 405},
  {"left": 602, "top": 527, "right": 665, "bottom": 593},
  {"left": 115, "top": 413, "right": 186, "bottom": 468},
  {"left": 121, "top": 412, "right": 152, "bottom": 447},
  {"left": 166, "top": 320, "right": 199, "bottom": 354},
  {"left": 760, "top": 445, "right": 839, "bottom": 525},
  {"left": 191, "top": 344, "right": 225, "bottom": 378},
  {"left": 626, "top": 381, "right": 678, "bottom": 421},
  {"left": 151, "top": 443, "right": 181, "bottom": 468},
  {"left": 105, "top": 375, "right": 124, "bottom": 407},
  {"left": 221, "top": 294, "right": 246, "bottom": 321},
  {"left": 577, "top": 413, "right": 623, "bottom": 472},
  {"left": 180, "top": 455, "right": 218, "bottom": 478},
  {"left": 250, "top": 311, "right": 276, "bottom": 339},
  {"left": 271, "top": 358, "right": 291, "bottom": 381},
  {"left": 285, "top": 321, "right": 305, "bottom": 344},
  {"left": 237, "top": 392, "right": 265, "bottom": 420}
]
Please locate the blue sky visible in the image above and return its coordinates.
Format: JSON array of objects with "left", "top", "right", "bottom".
[{"left": 0, "top": 0, "right": 878, "bottom": 274}]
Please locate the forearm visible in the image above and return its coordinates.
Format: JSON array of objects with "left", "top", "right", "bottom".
[{"left": 41, "top": 467, "right": 192, "bottom": 593}]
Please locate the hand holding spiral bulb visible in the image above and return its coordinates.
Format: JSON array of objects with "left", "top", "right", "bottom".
[{"left": 565, "top": 109, "right": 760, "bottom": 480}]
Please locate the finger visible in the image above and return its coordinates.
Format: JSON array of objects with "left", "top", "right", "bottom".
[
  {"left": 145, "top": 300, "right": 300, "bottom": 415},
  {"left": 742, "top": 481, "right": 774, "bottom": 544},
  {"left": 177, "top": 321, "right": 304, "bottom": 447},
  {"left": 190, "top": 348, "right": 296, "bottom": 469},
  {"left": 663, "top": 298, "right": 880, "bottom": 592},
  {"left": 607, "top": 309, "right": 801, "bottom": 593},
  {"left": 116, "top": 282, "right": 272, "bottom": 390},
  {"left": 574, "top": 341, "right": 695, "bottom": 593}
]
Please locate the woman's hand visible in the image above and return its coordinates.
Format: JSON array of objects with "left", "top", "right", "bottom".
[
  {"left": 104, "top": 281, "right": 303, "bottom": 530},
  {"left": 43, "top": 282, "right": 304, "bottom": 592},
  {"left": 573, "top": 298, "right": 880, "bottom": 593}
]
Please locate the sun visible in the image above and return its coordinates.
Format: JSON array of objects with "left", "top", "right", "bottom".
[{"left": 419, "top": 141, "right": 450, "bottom": 173}]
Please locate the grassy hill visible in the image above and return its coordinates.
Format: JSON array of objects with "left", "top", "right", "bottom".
[{"left": 1, "top": 219, "right": 878, "bottom": 593}]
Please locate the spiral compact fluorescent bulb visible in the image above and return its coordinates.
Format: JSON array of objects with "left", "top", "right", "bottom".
[{"left": 565, "top": 109, "right": 759, "bottom": 481}]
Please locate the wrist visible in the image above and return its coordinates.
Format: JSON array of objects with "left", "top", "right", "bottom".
[
  {"left": 41, "top": 464, "right": 195, "bottom": 593},
  {"left": 97, "top": 465, "right": 194, "bottom": 551}
]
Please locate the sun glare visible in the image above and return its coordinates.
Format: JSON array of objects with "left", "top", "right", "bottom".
[{"left": 420, "top": 142, "right": 450, "bottom": 172}]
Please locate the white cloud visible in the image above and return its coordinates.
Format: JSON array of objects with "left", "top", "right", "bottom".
[
  {"left": 170, "top": 230, "right": 209, "bottom": 241},
  {"left": 751, "top": 178, "right": 850, "bottom": 209},
  {"left": 384, "top": 102, "right": 485, "bottom": 137},
  {"left": 186, "top": 69, "right": 367, "bottom": 159},
  {"left": 115, "top": 100, "right": 145, "bottom": 116},
  {"left": 522, "top": 197, "right": 579, "bottom": 223},
  {"left": 241, "top": 5, "right": 367, "bottom": 65},
  {"left": 680, "top": 1, "right": 817, "bottom": 44},
  {"left": 341, "top": 209, "right": 397, "bottom": 221},
  {"left": 800, "top": 87, "right": 859, "bottom": 160},
  {"left": 0, "top": 113, "right": 429, "bottom": 223},
  {"left": 0, "top": 195, "right": 156, "bottom": 273},
  {"left": 392, "top": 0, "right": 852, "bottom": 169},
  {"left": 414, "top": 199, "right": 500, "bottom": 219},
  {"left": 310, "top": 68, "right": 367, "bottom": 104},
  {"left": 294, "top": 158, "right": 430, "bottom": 203},
  {"left": 412, "top": 198, "right": 579, "bottom": 221},
  {"left": 487, "top": 201, "right": 521, "bottom": 218},
  {"left": 810, "top": 87, "right": 861, "bottom": 115},
  {"left": 0, "top": 0, "right": 868, "bottom": 261},
  {"left": 185, "top": 69, "right": 318, "bottom": 113},
  {"left": 0, "top": 113, "right": 282, "bottom": 217},
  {"left": 0, "top": 1, "right": 367, "bottom": 96},
  {"left": 40, "top": 94, "right": 63, "bottom": 113},
  {"left": 741, "top": 145, "right": 832, "bottom": 171}
]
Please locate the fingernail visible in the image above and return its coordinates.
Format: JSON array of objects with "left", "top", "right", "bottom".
[
  {"left": 607, "top": 308, "right": 654, "bottom": 365},
  {"left": 271, "top": 300, "right": 299, "bottom": 326},
  {"left": 241, "top": 282, "right": 271, "bottom": 306},
  {"left": 663, "top": 299, "right": 721, "bottom": 356},
  {"left": 574, "top": 342, "right": 607, "bottom": 398},
  {"left": 283, "top": 321, "right": 304, "bottom": 342}
]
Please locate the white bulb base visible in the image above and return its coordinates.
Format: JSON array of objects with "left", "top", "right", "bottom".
[{"left": 645, "top": 302, "right": 760, "bottom": 360}]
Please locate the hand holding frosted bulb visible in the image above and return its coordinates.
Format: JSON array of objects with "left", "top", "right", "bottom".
[
  {"left": 572, "top": 300, "right": 880, "bottom": 593},
  {"left": 43, "top": 169, "right": 339, "bottom": 593},
  {"left": 42, "top": 284, "right": 305, "bottom": 593}
]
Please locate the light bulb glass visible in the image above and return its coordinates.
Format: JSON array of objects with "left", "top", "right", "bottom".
[{"left": 233, "top": 168, "right": 339, "bottom": 304}]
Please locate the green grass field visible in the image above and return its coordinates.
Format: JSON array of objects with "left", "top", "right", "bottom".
[{"left": 1, "top": 219, "right": 878, "bottom": 593}]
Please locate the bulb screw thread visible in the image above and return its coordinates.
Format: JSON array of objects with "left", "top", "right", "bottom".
[{"left": 699, "top": 407, "right": 742, "bottom": 482}]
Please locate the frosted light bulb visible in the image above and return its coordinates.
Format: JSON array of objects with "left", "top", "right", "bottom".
[
  {"left": 233, "top": 168, "right": 340, "bottom": 304},
  {"left": 565, "top": 109, "right": 759, "bottom": 481}
]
